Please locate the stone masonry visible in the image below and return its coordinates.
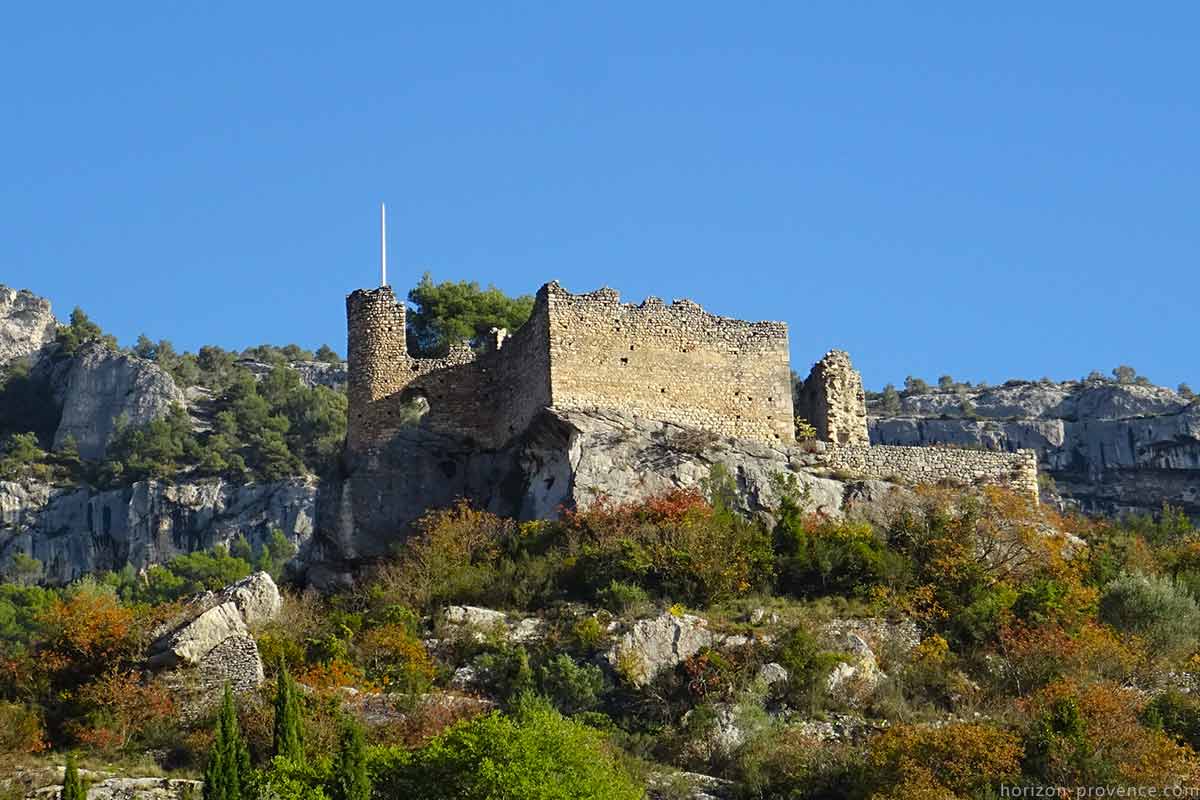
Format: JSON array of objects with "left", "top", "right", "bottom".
[
  {"left": 796, "top": 350, "right": 869, "bottom": 445},
  {"left": 346, "top": 281, "right": 794, "bottom": 454},
  {"left": 822, "top": 444, "right": 1040, "bottom": 499}
]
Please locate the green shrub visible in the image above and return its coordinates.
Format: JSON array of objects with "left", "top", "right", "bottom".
[
  {"left": 370, "top": 696, "right": 642, "bottom": 800},
  {"left": 1143, "top": 689, "right": 1200, "bottom": 751},
  {"left": 774, "top": 628, "right": 847, "bottom": 713},
  {"left": 595, "top": 580, "right": 649, "bottom": 615},
  {"left": 539, "top": 654, "right": 606, "bottom": 715},
  {"left": 1098, "top": 571, "right": 1200, "bottom": 655},
  {"left": 474, "top": 645, "right": 536, "bottom": 709},
  {"left": 774, "top": 514, "right": 907, "bottom": 599}
]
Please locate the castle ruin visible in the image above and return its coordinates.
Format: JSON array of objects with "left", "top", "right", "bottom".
[
  {"left": 347, "top": 281, "right": 794, "bottom": 455},
  {"left": 345, "top": 280, "right": 1038, "bottom": 503}
]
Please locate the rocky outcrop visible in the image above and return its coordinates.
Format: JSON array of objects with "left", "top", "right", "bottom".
[
  {"left": 52, "top": 341, "right": 186, "bottom": 459},
  {"left": 0, "top": 286, "right": 56, "bottom": 367},
  {"left": 311, "top": 407, "right": 864, "bottom": 583},
  {"left": 238, "top": 358, "right": 347, "bottom": 390},
  {"left": 606, "top": 611, "right": 715, "bottom": 686},
  {"left": 148, "top": 601, "right": 248, "bottom": 668},
  {"left": 870, "top": 380, "right": 1200, "bottom": 514},
  {"left": 0, "top": 476, "right": 317, "bottom": 584},
  {"left": 147, "top": 572, "right": 282, "bottom": 692},
  {"left": 4, "top": 767, "right": 202, "bottom": 800}
]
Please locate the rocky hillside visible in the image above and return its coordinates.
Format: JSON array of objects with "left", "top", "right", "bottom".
[{"left": 868, "top": 379, "right": 1200, "bottom": 515}]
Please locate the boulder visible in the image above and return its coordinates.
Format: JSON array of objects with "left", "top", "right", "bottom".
[
  {"left": 823, "top": 632, "right": 883, "bottom": 705},
  {"left": 148, "top": 601, "right": 247, "bottom": 668},
  {"left": 756, "top": 662, "right": 789, "bottom": 687},
  {"left": 52, "top": 341, "right": 187, "bottom": 459},
  {"left": 607, "top": 611, "right": 714, "bottom": 687},
  {"left": 444, "top": 605, "right": 507, "bottom": 629},
  {"left": 0, "top": 285, "right": 56, "bottom": 367},
  {"left": 647, "top": 772, "right": 736, "bottom": 800},
  {"left": 218, "top": 571, "right": 283, "bottom": 627},
  {"left": 145, "top": 572, "right": 282, "bottom": 692}
]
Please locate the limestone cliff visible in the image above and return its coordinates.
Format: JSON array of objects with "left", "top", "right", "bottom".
[
  {"left": 49, "top": 341, "right": 187, "bottom": 459},
  {"left": 870, "top": 380, "right": 1200, "bottom": 514},
  {"left": 0, "top": 285, "right": 56, "bottom": 367},
  {"left": 0, "top": 476, "right": 317, "bottom": 583},
  {"left": 306, "top": 407, "right": 887, "bottom": 586}
]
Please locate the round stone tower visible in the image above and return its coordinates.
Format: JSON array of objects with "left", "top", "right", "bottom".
[{"left": 346, "top": 286, "right": 408, "bottom": 426}]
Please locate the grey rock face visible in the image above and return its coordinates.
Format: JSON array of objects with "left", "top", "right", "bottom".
[
  {"left": 217, "top": 571, "right": 283, "bottom": 627},
  {"left": 53, "top": 342, "right": 187, "bottom": 459},
  {"left": 0, "top": 476, "right": 317, "bottom": 584},
  {"left": 871, "top": 380, "right": 1200, "bottom": 514},
  {"left": 0, "top": 286, "right": 56, "bottom": 367},
  {"left": 238, "top": 358, "right": 347, "bottom": 390},
  {"left": 606, "top": 611, "right": 714, "bottom": 686},
  {"left": 148, "top": 601, "right": 248, "bottom": 668},
  {"left": 312, "top": 407, "right": 865, "bottom": 583}
]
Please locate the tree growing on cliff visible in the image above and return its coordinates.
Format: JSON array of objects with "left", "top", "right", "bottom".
[
  {"left": 204, "top": 685, "right": 251, "bottom": 800},
  {"left": 1178, "top": 383, "right": 1194, "bottom": 400},
  {"left": 1112, "top": 365, "right": 1138, "bottom": 384},
  {"left": 406, "top": 273, "right": 535, "bottom": 357},
  {"left": 880, "top": 384, "right": 901, "bottom": 414},
  {"left": 56, "top": 307, "right": 118, "bottom": 356}
]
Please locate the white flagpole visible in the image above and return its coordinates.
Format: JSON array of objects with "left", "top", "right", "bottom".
[{"left": 380, "top": 202, "right": 388, "bottom": 287}]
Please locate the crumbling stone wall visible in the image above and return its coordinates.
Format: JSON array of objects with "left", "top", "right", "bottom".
[
  {"left": 821, "top": 444, "right": 1040, "bottom": 501},
  {"left": 346, "top": 282, "right": 794, "bottom": 454},
  {"left": 346, "top": 286, "right": 551, "bottom": 454},
  {"left": 544, "top": 283, "right": 795, "bottom": 444},
  {"left": 795, "top": 350, "right": 869, "bottom": 445}
]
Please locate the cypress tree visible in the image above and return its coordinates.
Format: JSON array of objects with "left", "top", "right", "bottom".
[
  {"left": 61, "top": 753, "right": 85, "bottom": 800},
  {"left": 272, "top": 659, "right": 304, "bottom": 762},
  {"left": 203, "top": 684, "right": 251, "bottom": 800},
  {"left": 329, "top": 715, "right": 371, "bottom": 800}
]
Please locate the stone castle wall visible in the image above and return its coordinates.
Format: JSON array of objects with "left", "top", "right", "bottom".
[
  {"left": 544, "top": 283, "right": 795, "bottom": 444},
  {"left": 346, "top": 282, "right": 794, "bottom": 453},
  {"left": 821, "top": 443, "right": 1040, "bottom": 501}
]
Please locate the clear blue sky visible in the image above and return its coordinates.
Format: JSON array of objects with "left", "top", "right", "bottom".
[{"left": 2, "top": 4, "right": 1195, "bottom": 391}]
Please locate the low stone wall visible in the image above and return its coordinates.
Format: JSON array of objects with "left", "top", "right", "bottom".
[{"left": 821, "top": 444, "right": 1040, "bottom": 502}]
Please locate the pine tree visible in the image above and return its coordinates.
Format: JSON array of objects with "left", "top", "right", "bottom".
[
  {"left": 203, "top": 684, "right": 251, "bottom": 800},
  {"left": 329, "top": 715, "right": 371, "bottom": 800},
  {"left": 272, "top": 660, "right": 304, "bottom": 762},
  {"left": 61, "top": 753, "right": 86, "bottom": 800}
]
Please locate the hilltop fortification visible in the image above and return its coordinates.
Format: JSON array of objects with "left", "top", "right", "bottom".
[
  {"left": 330, "top": 278, "right": 1038, "bottom": 569},
  {"left": 346, "top": 281, "right": 795, "bottom": 455}
]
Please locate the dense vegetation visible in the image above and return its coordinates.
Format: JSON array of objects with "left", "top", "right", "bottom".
[
  {"left": 3, "top": 479, "right": 1200, "bottom": 797},
  {"left": 0, "top": 274, "right": 539, "bottom": 489}
]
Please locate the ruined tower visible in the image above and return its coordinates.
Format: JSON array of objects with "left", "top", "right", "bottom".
[{"left": 795, "top": 349, "right": 869, "bottom": 445}]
